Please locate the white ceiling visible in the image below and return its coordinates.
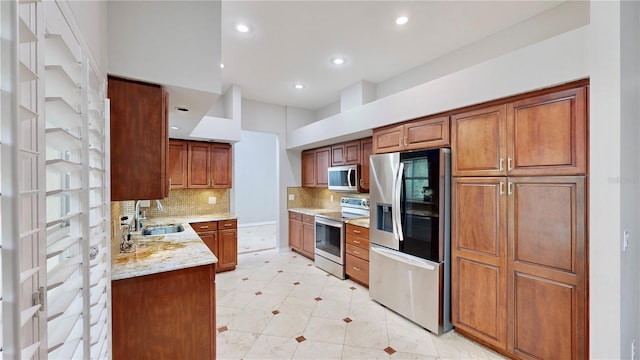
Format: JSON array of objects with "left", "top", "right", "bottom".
[{"left": 219, "top": 0, "right": 564, "bottom": 111}]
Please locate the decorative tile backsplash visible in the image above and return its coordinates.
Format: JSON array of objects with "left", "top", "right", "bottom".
[
  {"left": 287, "top": 187, "right": 369, "bottom": 210},
  {"left": 110, "top": 189, "right": 230, "bottom": 261}
]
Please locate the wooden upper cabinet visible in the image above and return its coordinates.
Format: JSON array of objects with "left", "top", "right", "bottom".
[
  {"left": 186, "top": 141, "right": 232, "bottom": 189},
  {"left": 507, "top": 87, "right": 587, "bottom": 176},
  {"left": 452, "top": 85, "right": 587, "bottom": 177},
  {"left": 332, "top": 141, "right": 360, "bottom": 166},
  {"left": 360, "top": 138, "right": 373, "bottom": 192},
  {"left": 301, "top": 150, "right": 316, "bottom": 187},
  {"left": 373, "top": 116, "right": 450, "bottom": 154},
  {"left": 187, "top": 142, "right": 211, "bottom": 188},
  {"left": 315, "top": 147, "right": 330, "bottom": 187},
  {"left": 451, "top": 105, "right": 507, "bottom": 177},
  {"left": 168, "top": 139, "right": 188, "bottom": 190},
  {"left": 210, "top": 143, "right": 232, "bottom": 188},
  {"left": 109, "top": 75, "right": 168, "bottom": 201}
]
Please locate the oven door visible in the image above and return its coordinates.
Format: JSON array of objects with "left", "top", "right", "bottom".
[{"left": 314, "top": 217, "right": 344, "bottom": 265}]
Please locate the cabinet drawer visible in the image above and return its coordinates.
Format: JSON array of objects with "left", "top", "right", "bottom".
[
  {"left": 302, "top": 214, "right": 315, "bottom": 224},
  {"left": 345, "top": 224, "right": 369, "bottom": 238},
  {"left": 346, "top": 234, "right": 370, "bottom": 249},
  {"left": 289, "top": 211, "right": 302, "bottom": 221},
  {"left": 191, "top": 221, "right": 218, "bottom": 232},
  {"left": 346, "top": 244, "right": 369, "bottom": 261},
  {"left": 345, "top": 254, "right": 369, "bottom": 287},
  {"left": 219, "top": 219, "right": 237, "bottom": 230}
]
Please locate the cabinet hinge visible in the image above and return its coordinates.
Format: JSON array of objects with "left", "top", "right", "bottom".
[{"left": 32, "top": 286, "right": 45, "bottom": 312}]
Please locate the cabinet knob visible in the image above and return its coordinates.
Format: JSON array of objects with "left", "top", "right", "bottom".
[
  {"left": 200, "top": 225, "right": 209, "bottom": 229},
  {"left": 499, "top": 158, "right": 504, "bottom": 171},
  {"left": 508, "top": 157, "right": 513, "bottom": 171},
  {"left": 508, "top": 181, "right": 513, "bottom": 195},
  {"left": 353, "top": 240, "right": 360, "bottom": 244},
  {"left": 353, "top": 250, "right": 360, "bottom": 255},
  {"left": 224, "top": 223, "right": 232, "bottom": 227},
  {"left": 353, "top": 266, "right": 361, "bottom": 271},
  {"left": 353, "top": 230, "right": 361, "bottom": 234},
  {"left": 499, "top": 182, "right": 505, "bottom": 195}
]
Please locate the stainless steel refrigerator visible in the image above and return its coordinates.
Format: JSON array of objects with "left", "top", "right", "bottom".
[{"left": 368, "top": 148, "right": 452, "bottom": 335}]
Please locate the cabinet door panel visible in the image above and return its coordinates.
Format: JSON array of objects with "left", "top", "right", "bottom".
[
  {"left": 452, "top": 257, "right": 506, "bottom": 348},
  {"left": 511, "top": 178, "right": 584, "bottom": 273},
  {"left": 168, "top": 139, "right": 187, "bottom": 190},
  {"left": 512, "top": 273, "right": 575, "bottom": 360},
  {"left": 360, "top": 138, "right": 373, "bottom": 192},
  {"left": 218, "top": 229, "right": 237, "bottom": 272},
  {"left": 331, "top": 145, "right": 345, "bottom": 166},
  {"left": 372, "top": 124, "right": 403, "bottom": 154},
  {"left": 507, "top": 87, "right": 586, "bottom": 176},
  {"left": 211, "top": 143, "right": 232, "bottom": 188},
  {"left": 302, "top": 222, "right": 315, "bottom": 259},
  {"left": 405, "top": 116, "right": 450, "bottom": 150},
  {"left": 315, "top": 148, "right": 330, "bottom": 187},
  {"left": 188, "top": 142, "right": 211, "bottom": 188},
  {"left": 199, "top": 232, "right": 218, "bottom": 256},
  {"left": 452, "top": 178, "right": 505, "bottom": 258},
  {"left": 289, "top": 217, "right": 303, "bottom": 251},
  {"left": 344, "top": 141, "right": 361, "bottom": 165},
  {"left": 451, "top": 105, "right": 506, "bottom": 176},
  {"left": 301, "top": 151, "right": 316, "bottom": 187}
]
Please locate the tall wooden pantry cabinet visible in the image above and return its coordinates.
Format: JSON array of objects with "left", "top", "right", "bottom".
[{"left": 450, "top": 82, "right": 588, "bottom": 360}]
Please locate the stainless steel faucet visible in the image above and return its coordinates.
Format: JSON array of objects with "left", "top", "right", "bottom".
[{"left": 134, "top": 199, "right": 164, "bottom": 231}]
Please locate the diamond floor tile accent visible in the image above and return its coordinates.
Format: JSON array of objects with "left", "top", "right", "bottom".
[{"left": 216, "top": 248, "right": 509, "bottom": 360}]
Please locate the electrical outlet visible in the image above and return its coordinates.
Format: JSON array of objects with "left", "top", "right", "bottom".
[
  {"left": 330, "top": 195, "right": 334, "bottom": 202},
  {"left": 139, "top": 200, "right": 151, "bottom": 208},
  {"left": 288, "top": 194, "right": 295, "bottom": 201},
  {"left": 624, "top": 229, "right": 630, "bottom": 252},
  {"left": 208, "top": 196, "right": 217, "bottom": 205}
]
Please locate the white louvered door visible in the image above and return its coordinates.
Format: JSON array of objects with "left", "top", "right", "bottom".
[
  {"left": 1, "top": 0, "right": 48, "bottom": 358},
  {"left": 2, "top": 1, "right": 110, "bottom": 358}
]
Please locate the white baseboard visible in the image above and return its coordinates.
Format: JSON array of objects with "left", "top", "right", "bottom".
[{"left": 237, "top": 221, "right": 276, "bottom": 228}]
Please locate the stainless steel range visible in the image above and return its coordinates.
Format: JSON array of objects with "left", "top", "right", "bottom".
[{"left": 314, "top": 197, "right": 369, "bottom": 279}]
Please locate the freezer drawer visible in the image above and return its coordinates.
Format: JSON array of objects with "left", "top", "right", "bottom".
[{"left": 369, "top": 245, "right": 448, "bottom": 334}]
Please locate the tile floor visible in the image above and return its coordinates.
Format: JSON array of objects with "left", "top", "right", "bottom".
[
  {"left": 216, "top": 248, "right": 507, "bottom": 360},
  {"left": 237, "top": 224, "right": 277, "bottom": 254}
]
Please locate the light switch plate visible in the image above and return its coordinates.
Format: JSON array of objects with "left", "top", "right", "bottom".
[
  {"left": 139, "top": 200, "right": 151, "bottom": 208},
  {"left": 209, "top": 196, "right": 217, "bottom": 205},
  {"left": 288, "top": 194, "right": 295, "bottom": 200}
]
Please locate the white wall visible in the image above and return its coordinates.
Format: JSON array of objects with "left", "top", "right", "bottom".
[
  {"left": 619, "top": 1, "right": 640, "bottom": 358},
  {"left": 590, "top": 2, "right": 623, "bottom": 358},
  {"left": 66, "top": 1, "right": 108, "bottom": 73},
  {"left": 285, "top": 107, "right": 315, "bottom": 133},
  {"left": 241, "top": 99, "right": 300, "bottom": 249},
  {"left": 233, "top": 131, "right": 277, "bottom": 226},
  {"left": 288, "top": 26, "right": 589, "bottom": 150},
  {"left": 376, "top": 0, "right": 589, "bottom": 100}
]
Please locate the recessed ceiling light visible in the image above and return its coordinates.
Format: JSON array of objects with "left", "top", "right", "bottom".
[
  {"left": 396, "top": 16, "right": 409, "bottom": 25},
  {"left": 220, "top": 63, "right": 225, "bottom": 69},
  {"left": 331, "top": 57, "right": 346, "bottom": 65},
  {"left": 236, "top": 24, "right": 250, "bottom": 33},
  {"left": 294, "top": 84, "right": 305, "bottom": 90},
  {"left": 170, "top": 126, "right": 180, "bottom": 130},
  {"left": 175, "top": 106, "right": 189, "bottom": 112}
]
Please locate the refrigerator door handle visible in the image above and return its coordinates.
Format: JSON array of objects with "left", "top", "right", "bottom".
[{"left": 394, "top": 162, "right": 405, "bottom": 242}]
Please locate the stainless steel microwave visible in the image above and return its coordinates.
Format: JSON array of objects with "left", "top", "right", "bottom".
[{"left": 328, "top": 165, "right": 360, "bottom": 192}]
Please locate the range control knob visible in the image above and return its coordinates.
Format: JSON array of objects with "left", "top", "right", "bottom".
[
  {"left": 341, "top": 198, "right": 348, "bottom": 204},
  {"left": 362, "top": 199, "right": 370, "bottom": 208}
]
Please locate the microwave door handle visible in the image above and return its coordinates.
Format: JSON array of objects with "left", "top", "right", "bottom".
[
  {"left": 394, "top": 162, "right": 405, "bottom": 242},
  {"left": 347, "top": 167, "right": 353, "bottom": 188}
]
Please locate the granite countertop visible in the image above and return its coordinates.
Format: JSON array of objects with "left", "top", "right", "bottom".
[
  {"left": 345, "top": 217, "right": 370, "bottom": 228},
  {"left": 112, "top": 214, "right": 237, "bottom": 281},
  {"left": 288, "top": 208, "right": 335, "bottom": 216},
  {"left": 289, "top": 208, "right": 370, "bottom": 228}
]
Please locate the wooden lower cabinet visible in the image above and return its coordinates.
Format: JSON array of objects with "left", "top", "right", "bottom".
[
  {"left": 452, "top": 176, "right": 587, "bottom": 359},
  {"left": 345, "top": 224, "right": 370, "bottom": 287},
  {"left": 289, "top": 211, "right": 315, "bottom": 259},
  {"left": 112, "top": 264, "right": 216, "bottom": 360},
  {"left": 191, "top": 220, "right": 237, "bottom": 273}
]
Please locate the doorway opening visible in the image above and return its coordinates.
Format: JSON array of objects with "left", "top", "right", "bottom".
[{"left": 233, "top": 130, "right": 278, "bottom": 253}]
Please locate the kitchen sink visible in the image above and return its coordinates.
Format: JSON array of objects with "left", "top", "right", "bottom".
[{"left": 142, "top": 224, "right": 184, "bottom": 236}]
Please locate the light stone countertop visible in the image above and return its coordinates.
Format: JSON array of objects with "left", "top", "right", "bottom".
[
  {"left": 345, "top": 217, "right": 370, "bottom": 228},
  {"left": 288, "top": 208, "right": 336, "bottom": 216},
  {"left": 112, "top": 214, "right": 237, "bottom": 281}
]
